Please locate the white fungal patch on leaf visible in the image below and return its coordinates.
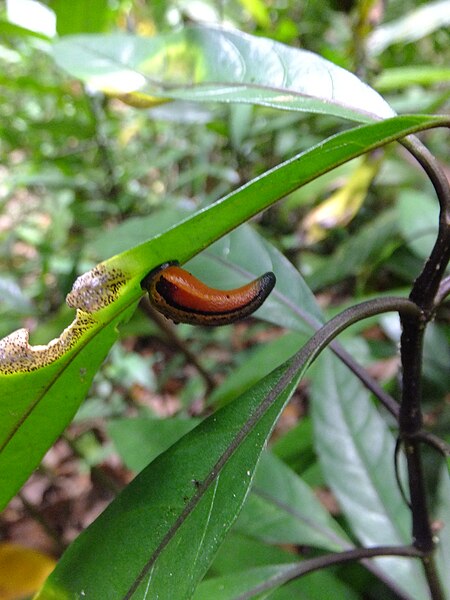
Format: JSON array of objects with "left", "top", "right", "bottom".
[
  {"left": 66, "top": 265, "right": 127, "bottom": 313},
  {"left": 0, "top": 264, "right": 129, "bottom": 375},
  {"left": 0, "top": 313, "right": 96, "bottom": 375}
]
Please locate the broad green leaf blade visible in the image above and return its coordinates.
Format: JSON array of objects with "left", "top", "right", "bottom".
[
  {"left": 36, "top": 353, "right": 307, "bottom": 599},
  {"left": 0, "top": 114, "right": 445, "bottom": 510},
  {"left": 208, "top": 332, "right": 308, "bottom": 409},
  {"left": 397, "top": 190, "right": 439, "bottom": 261},
  {"left": 52, "top": 26, "right": 395, "bottom": 122},
  {"left": 266, "top": 570, "right": 361, "bottom": 600},
  {"left": 310, "top": 353, "right": 428, "bottom": 599},
  {"left": 0, "top": 300, "right": 138, "bottom": 511},
  {"left": 234, "top": 452, "right": 351, "bottom": 552},
  {"left": 375, "top": 66, "right": 450, "bottom": 92},
  {"left": 307, "top": 210, "right": 399, "bottom": 291},
  {"left": 52, "top": 0, "right": 110, "bottom": 35}
]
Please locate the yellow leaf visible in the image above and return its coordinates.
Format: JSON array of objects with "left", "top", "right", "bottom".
[
  {"left": 113, "top": 91, "right": 171, "bottom": 109},
  {"left": 302, "top": 153, "right": 382, "bottom": 244},
  {"left": 0, "top": 543, "right": 55, "bottom": 600},
  {"left": 237, "top": 0, "right": 271, "bottom": 27}
]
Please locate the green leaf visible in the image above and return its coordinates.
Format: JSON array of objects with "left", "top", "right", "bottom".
[
  {"left": 35, "top": 352, "right": 307, "bottom": 599},
  {"left": 307, "top": 210, "right": 400, "bottom": 291},
  {"left": 310, "top": 353, "right": 428, "bottom": 599},
  {"left": 207, "top": 533, "right": 360, "bottom": 600},
  {"left": 0, "top": 114, "right": 445, "bottom": 510},
  {"left": 234, "top": 451, "right": 351, "bottom": 551},
  {"left": 397, "top": 190, "right": 439, "bottom": 261},
  {"left": 0, "top": 19, "right": 51, "bottom": 41},
  {"left": 267, "top": 570, "right": 361, "bottom": 600},
  {"left": 211, "top": 532, "right": 298, "bottom": 573},
  {"left": 375, "top": 66, "right": 450, "bottom": 92},
  {"left": 36, "top": 295, "right": 391, "bottom": 598},
  {"left": 50, "top": 0, "right": 110, "bottom": 35},
  {"left": 208, "top": 332, "right": 308, "bottom": 409},
  {"left": 52, "top": 27, "right": 395, "bottom": 122},
  {"left": 272, "top": 418, "right": 316, "bottom": 475},
  {"left": 0, "top": 303, "right": 135, "bottom": 511}
]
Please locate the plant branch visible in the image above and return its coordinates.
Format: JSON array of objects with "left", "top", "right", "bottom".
[
  {"left": 140, "top": 296, "right": 216, "bottom": 395},
  {"left": 235, "top": 545, "right": 424, "bottom": 600},
  {"left": 400, "top": 135, "right": 450, "bottom": 308},
  {"left": 415, "top": 430, "right": 450, "bottom": 457},
  {"left": 401, "top": 136, "right": 450, "bottom": 219},
  {"left": 395, "top": 136, "right": 450, "bottom": 598},
  {"left": 124, "top": 296, "right": 419, "bottom": 598},
  {"left": 18, "top": 491, "right": 65, "bottom": 555},
  {"left": 329, "top": 340, "right": 400, "bottom": 417},
  {"left": 224, "top": 257, "right": 402, "bottom": 418}
]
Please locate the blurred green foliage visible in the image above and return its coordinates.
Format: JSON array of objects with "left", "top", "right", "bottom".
[{"left": 1, "top": 2, "right": 449, "bottom": 597}]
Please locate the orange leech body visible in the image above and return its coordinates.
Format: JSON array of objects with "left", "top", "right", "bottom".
[{"left": 143, "top": 263, "right": 276, "bottom": 326}]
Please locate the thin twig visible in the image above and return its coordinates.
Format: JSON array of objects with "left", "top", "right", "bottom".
[
  {"left": 18, "top": 491, "right": 65, "bottom": 554},
  {"left": 415, "top": 430, "right": 450, "bottom": 457},
  {"left": 140, "top": 296, "right": 216, "bottom": 395},
  {"left": 235, "top": 545, "right": 424, "bottom": 600}
]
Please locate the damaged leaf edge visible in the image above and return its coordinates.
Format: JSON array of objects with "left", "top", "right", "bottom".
[{"left": 0, "top": 264, "right": 131, "bottom": 376}]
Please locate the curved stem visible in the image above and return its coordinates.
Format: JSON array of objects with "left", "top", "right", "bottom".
[
  {"left": 400, "top": 135, "right": 450, "bottom": 308},
  {"left": 329, "top": 340, "right": 400, "bottom": 417},
  {"left": 291, "top": 296, "right": 420, "bottom": 376},
  {"left": 401, "top": 135, "right": 450, "bottom": 219},
  {"left": 415, "top": 430, "right": 450, "bottom": 457},
  {"left": 235, "top": 545, "right": 424, "bottom": 600},
  {"left": 140, "top": 296, "right": 216, "bottom": 394},
  {"left": 124, "top": 296, "right": 418, "bottom": 599}
]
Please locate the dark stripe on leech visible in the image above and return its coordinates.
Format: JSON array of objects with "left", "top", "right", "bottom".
[{"left": 154, "top": 278, "right": 263, "bottom": 316}]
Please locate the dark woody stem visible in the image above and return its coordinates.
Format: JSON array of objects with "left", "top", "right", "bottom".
[{"left": 396, "top": 134, "right": 450, "bottom": 599}]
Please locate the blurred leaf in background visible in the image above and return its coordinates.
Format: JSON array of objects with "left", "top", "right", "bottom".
[{"left": 0, "top": 1, "right": 449, "bottom": 598}]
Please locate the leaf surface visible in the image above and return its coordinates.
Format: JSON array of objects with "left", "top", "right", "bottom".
[
  {"left": 0, "top": 115, "right": 445, "bottom": 510},
  {"left": 311, "top": 353, "right": 428, "bottom": 599},
  {"left": 52, "top": 27, "right": 395, "bottom": 122},
  {"left": 36, "top": 351, "right": 307, "bottom": 599},
  {"left": 234, "top": 452, "right": 351, "bottom": 551}
]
